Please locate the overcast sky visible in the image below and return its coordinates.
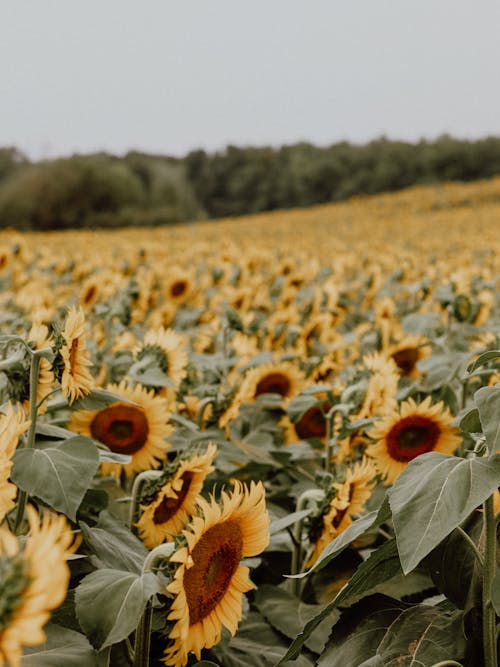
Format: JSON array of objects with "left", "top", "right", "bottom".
[{"left": 2, "top": 1, "right": 500, "bottom": 160}]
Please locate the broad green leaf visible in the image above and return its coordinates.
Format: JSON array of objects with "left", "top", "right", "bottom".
[
  {"left": 286, "top": 394, "right": 319, "bottom": 421},
  {"left": 255, "top": 585, "right": 339, "bottom": 654},
  {"left": 331, "top": 538, "right": 402, "bottom": 608},
  {"left": 288, "top": 495, "right": 391, "bottom": 578},
  {"left": 423, "top": 510, "right": 483, "bottom": 608},
  {"left": 315, "top": 596, "right": 407, "bottom": 667},
  {"left": 275, "top": 540, "right": 400, "bottom": 663},
  {"left": 269, "top": 508, "right": 314, "bottom": 535},
  {"left": 211, "top": 612, "right": 312, "bottom": 667},
  {"left": 75, "top": 569, "right": 161, "bottom": 650},
  {"left": 376, "top": 605, "right": 466, "bottom": 665},
  {"left": 467, "top": 349, "right": 500, "bottom": 373},
  {"left": 389, "top": 452, "right": 500, "bottom": 574},
  {"left": 475, "top": 386, "right": 500, "bottom": 451},
  {"left": 459, "top": 407, "right": 482, "bottom": 434},
  {"left": 11, "top": 436, "right": 99, "bottom": 520},
  {"left": 21, "top": 624, "right": 95, "bottom": 666},
  {"left": 80, "top": 511, "right": 148, "bottom": 573}
]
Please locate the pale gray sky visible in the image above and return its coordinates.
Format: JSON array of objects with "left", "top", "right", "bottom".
[{"left": 2, "top": 1, "right": 500, "bottom": 160}]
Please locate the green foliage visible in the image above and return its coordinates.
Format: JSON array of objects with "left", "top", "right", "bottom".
[
  {"left": 389, "top": 452, "right": 500, "bottom": 574},
  {"left": 75, "top": 568, "right": 161, "bottom": 650},
  {"left": 2, "top": 136, "right": 500, "bottom": 229},
  {"left": 11, "top": 436, "right": 99, "bottom": 521},
  {"left": 21, "top": 624, "right": 96, "bottom": 666}
]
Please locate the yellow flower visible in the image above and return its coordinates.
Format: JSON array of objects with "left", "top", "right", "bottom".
[
  {"left": 133, "top": 327, "right": 188, "bottom": 389},
  {"left": 163, "top": 481, "right": 269, "bottom": 667},
  {"left": 59, "top": 306, "right": 94, "bottom": 404},
  {"left": 0, "top": 403, "right": 30, "bottom": 522},
  {"left": 136, "top": 444, "right": 217, "bottom": 549},
  {"left": 307, "top": 458, "right": 376, "bottom": 566},
  {"left": 365, "top": 396, "right": 461, "bottom": 484},
  {"left": 356, "top": 353, "right": 399, "bottom": 419},
  {"left": 386, "top": 334, "right": 431, "bottom": 379},
  {"left": 26, "top": 323, "right": 54, "bottom": 415},
  {"left": 0, "top": 506, "right": 77, "bottom": 667},
  {"left": 67, "top": 380, "right": 172, "bottom": 479}
]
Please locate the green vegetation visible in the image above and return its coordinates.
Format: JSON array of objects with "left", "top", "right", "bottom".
[{"left": 1, "top": 135, "right": 500, "bottom": 230}]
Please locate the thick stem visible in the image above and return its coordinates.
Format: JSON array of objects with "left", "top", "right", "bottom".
[
  {"left": 291, "top": 489, "right": 324, "bottom": 597},
  {"left": 13, "top": 352, "right": 41, "bottom": 533},
  {"left": 134, "top": 543, "right": 175, "bottom": 667},
  {"left": 482, "top": 494, "right": 498, "bottom": 667}
]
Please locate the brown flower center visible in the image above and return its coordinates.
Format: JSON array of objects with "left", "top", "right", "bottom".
[
  {"left": 386, "top": 415, "right": 440, "bottom": 462},
  {"left": 171, "top": 280, "right": 188, "bottom": 298},
  {"left": 69, "top": 338, "right": 80, "bottom": 372},
  {"left": 90, "top": 403, "right": 149, "bottom": 454},
  {"left": 391, "top": 348, "right": 419, "bottom": 375},
  {"left": 255, "top": 372, "right": 291, "bottom": 397},
  {"left": 295, "top": 405, "right": 328, "bottom": 439},
  {"left": 184, "top": 520, "right": 243, "bottom": 625},
  {"left": 153, "top": 472, "right": 194, "bottom": 524}
]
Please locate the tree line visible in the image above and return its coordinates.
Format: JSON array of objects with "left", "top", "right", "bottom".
[{"left": 1, "top": 135, "right": 500, "bottom": 230}]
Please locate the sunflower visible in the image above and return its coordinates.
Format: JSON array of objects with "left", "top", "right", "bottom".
[
  {"left": 307, "top": 458, "right": 377, "bottom": 566},
  {"left": 26, "top": 323, "right": 54, "bottom": 414},
  {"left": 136, "top": 444, "right": 217, "bottom": 549},
  {"left": 57, "top": 306, "right": 94, "bottom": 404},
  {"left": 280, "top": 401, "right": 330, "bottom": 444},
  {"left": 132, "top": 327, "right": 188, "bottom": 389},
  {"left": 0, "top": 403, "right": 30, "bottom": 522},
  {"left": 0, "top": 505, "right": 77, "bottom": 667},
  {"left": 386, "top": 334, "right": 431, "bottom": 379},
  {"left": 356, "top": 353, "right": 399, "bottom": 419},
  {"left": 165, "top": 270, "right": 193, "bottom": 304},
  {"left": 365, "top": 396, "right": 461, "bottom": 484},
  {"left": 163, "top": 481, "right": 269, "bottom": 667},
  {"left": 67, "top": 380, "right": 172, "bottom": 479}
]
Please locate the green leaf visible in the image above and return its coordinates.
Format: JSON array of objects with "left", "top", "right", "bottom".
[
  {"left": 80, "top": 511, "right": 148, "bottom": 573},
  {"left": 71, "top": 389, "right": 138, "bottom": 410},
  {"left": 459, "top": 407, "right": 482, "bottom": 434},
  {"left": 423, "top": 510, "right": 483, "bottom": 609},
  {"left": 11, "top": 436, "right": 99, "bottom": 520},
  {"left": 212, "top": 612, "right": 312, "bottom": 667},
  {"left": 317, "top": 598, "right": 466, "bottom": 667},
  {"left": 286, "top": 395, "right": 319, "bottom": 422},
  {"left": 269, "top": 509, "right": 314, "bottom": 535},
  {"left": 315, "top": 596, "right": 407, "bottom": 667},
  {"left": 467, "top": 349, "right": 500, "bottom": 373},
  {"left": 376, "top": 605, "right": 466, "bottom": 665},
  {"left": 288, "top": 496, "right": 391, "bottom": 578},
  {"left": 331, "top": 539, "right": 402, "bottom": 608},
  {"left": 389, "top": 452, "right": 500, "bottom": 574},
  {"left": 75, "top": 569, "right": 162, "bottom": 650},
  {"left": 255, "top": 585, "right": 339, "bottom": 654},
  {"left": 475, "top": 386, "right": 500, "bottom": 451},
  {"left": 21, "top": 624, "right": 96, "bottom": 666}
]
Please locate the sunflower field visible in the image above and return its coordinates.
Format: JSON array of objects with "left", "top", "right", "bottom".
[{"left": 0, "top": 177, "right": 500, "bottom": 667}]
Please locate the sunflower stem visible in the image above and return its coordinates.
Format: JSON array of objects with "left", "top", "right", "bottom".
[
  {"left": 429, "top": 662, "right": 464, "bottom": 667},
  {"left": 325, "top": 405, "right": 347, "bottom": 474},
  {"left": 133, "top": 542, "right": 175, "bottom": 667},
  {"left": 291, "top": 489, "right": 324, "bottom": 597},
  {"left": 482, "top": 493, "right": 498, "bottom": 667},
  {"left": 133, "top": 600, "right": 153, "bottom": 667},
  {"left": 13, "top": 350, "right": 41, "bottom": 534},
  {"left": 129, "top": 470, "right": 163, "bottom": 533}
]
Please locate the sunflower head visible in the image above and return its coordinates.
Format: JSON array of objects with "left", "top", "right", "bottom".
[
  {"left": 136, "top": 443, "right": 217, "bottom": 549},
  {"left": 53, "top": 306, "right": 94, "bottom": 404},
  {"left": 366, "top": 396, "right": 461, "bottom": 484},
  {"left": 67, "top": 380, "right": 172, "bottom": 478},
  {"left": 162, "top": 480, "right": 269, "bottom": 666},
  {"left": 0, "top": 505, "right": 77, "bottom": 667}
]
